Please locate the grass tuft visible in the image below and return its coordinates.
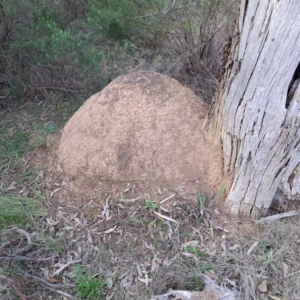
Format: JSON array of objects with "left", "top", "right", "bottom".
[
  {"left": 0, "top": 194, "right": 46, "bottom": 229},
  {"left": 69, "top": 264, "right": 107, "bottom": 300}
]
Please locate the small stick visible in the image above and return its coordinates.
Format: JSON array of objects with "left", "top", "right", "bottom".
[
  {"left": 14, "top": 245, "right": 33, "bottom": 255},
  {"left": 119, "top": 196, "right": 141, "bottom": 203},
  {"left": 2, "top": 227, "right": 31, "bottom": 245},
  {"left": 279, "top": 269, "right": 300, "bottom": 279},
  {"left": 159, "top": 193, "right": 176, "bottom": 204},
  {"left": 0, "top": 237, "right": 21, "bottom": 250},
  {"left": 256, "top": 211, "right": 298, "bottom": 223},
  {"left": 0, "top": 275, "right": 30, "bottom": 300},
  {"left": 15, "top": 228, "right": 31, "bottom": 245},
  {"left": 24, "top": 272, "right": 74, "bottom": 289},
  {"left": 52, "top": 259, "right": 82, "bottom": 276},
  {"left": 152, "top": 211, "right": 177, "bottom": 223},
  {"left": 36, "top": 86, "right": 78, "bottom": 93},
  {"left": 0, "top": 255, "right": 55, "bottom": 262},
  {"left": 41, "top": 286, "right": 76, "bottom": 299}
]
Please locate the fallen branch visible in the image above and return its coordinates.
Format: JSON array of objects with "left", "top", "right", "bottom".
[
  {"left": 0, "top": 275, "right": 31, "bottom": 300},
  {"left": 40, "top": 286, "right": 76, "bottom": 299},
  {"left": 135, "top": 2, "right": 195, "bottom": 19},
  {"left": 0, "top": 237, "right": 21, "bottom": 251},
  {"left": 256, "top": 211, "right": 298, "bottom": 223},
  {"left": 35, "top": 86, "right": 78, "bottom": 93},
  {"left": 24, "top": 272, "right": 75, "bottom": 289},
  {"left": 119, "top": 196, "right": 141, "bottom": 203},
  {"left": 279, "top": 269, "right": 300, "bottom": 279},
  {"left": 155, "top": 290, "right": 203, "bottom": 300},
  {"left": 24, "top": 272, "right": 76, "bottom": 299},
  {"left": 198, "top": 273, "right": 239, "bottom": 299},
  {"left": 14, "top": 245, "right": 33, "bottom": 255},
  {"left": 0, "top": 255, "right": 55, "bottom": 262},
  {"left": 22, "top": 86, "right": 80, "bottom": 105},
  {"left": 16, "top": 228, "right": 31, "bottom": 244},
  {"left": 155, "top": 274, "right": 239, "bottom": 300},
  {"left": 1, "top": 227, "right": 34, "bottom": 255},
  {"left": 159, "top": 193, "right": 176, "bottom": 204},
  {"left": 2, "top": 227, "right": 31, "bottom": 245},
  {"left": 152, "top": 211, "right": 177, "bottom": 223},
  {"left": 52, "top": 259, "right": 82, "bottom": 276}
]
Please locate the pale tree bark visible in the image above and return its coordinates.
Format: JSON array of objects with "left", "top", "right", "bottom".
[{"left": 205, "top": 0, "right": 300, "bottom": 218}]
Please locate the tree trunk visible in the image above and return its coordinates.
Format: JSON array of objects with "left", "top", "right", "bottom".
[{"left": 205, "top": 0, "right": 300, "bottom": 218}]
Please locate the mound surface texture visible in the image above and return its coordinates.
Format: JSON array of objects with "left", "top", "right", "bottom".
[{"left": 58, "top": 71, "right": 222, "bottom": 185}]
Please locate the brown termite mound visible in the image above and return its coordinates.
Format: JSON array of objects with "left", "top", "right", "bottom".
[{"left": 57, "top": 71, "right": 224, "bottom": 190}]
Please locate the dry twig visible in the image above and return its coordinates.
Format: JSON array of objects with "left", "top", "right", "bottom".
[
  {"left": 256, "top": 211, "right": 298, "bottom": 223},
  {"left": 24, "top": 272, "right": 75, "bottom": 289},
  {"left": 0, "top": 275, "right": 31, "bottom": 300},
  {"left": 0, "top": 255, "right": 55, "bottom": 262}
]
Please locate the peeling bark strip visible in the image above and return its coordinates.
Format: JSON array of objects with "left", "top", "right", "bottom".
[{"left": 206, "top": 0, "right": 300, "bottom": 218}]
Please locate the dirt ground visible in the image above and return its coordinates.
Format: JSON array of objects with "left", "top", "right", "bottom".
[{"left": 32, "top": 139, "right": 251, "bottom": 234}]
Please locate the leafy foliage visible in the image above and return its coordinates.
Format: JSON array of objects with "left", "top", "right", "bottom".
[
  {"left": 0, "top": 0, "right": 236, "bottom": 106},
  {"left": 258, "top": 244, "right": 277, "bottom": 272}
]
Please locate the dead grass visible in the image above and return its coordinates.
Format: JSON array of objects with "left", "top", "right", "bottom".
[
  {"left": 213, "top": 217, "right": 300, "bottom": 299},
  {"left": 2, "top": 180, "right": 299, "bottom": 300},
  {"left": 0, "top": 190, "right": 226, "bottom": 299},
  {"left": 152, "top": 260, "right": 206, "bottom": 294}
]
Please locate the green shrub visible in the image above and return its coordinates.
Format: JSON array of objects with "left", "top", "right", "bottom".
[
  {"left": 0, "top": 0, "right": 116, "bottom": 104},
  {"left": 0, "top": 0, "right": 237, "bottom": 105}
]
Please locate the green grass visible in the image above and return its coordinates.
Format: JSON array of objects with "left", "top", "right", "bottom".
[
  {"left": 185, "top": 267, "right": 205, "bottom": 291},
  {"left": 0, "top": 97, "right": 84, "bottom": 231},
  {"left": 258, "top": 244, "right": 277, "bottom": 272},
  {"left": 52, "top": 99, "right": 84, "bottom": 125},
  {"left": 35, "top": 230, "right": 65, "bottom": 254},
  {"left": 186, "top": 245, "right": 198, "bottom": 255},
  {"left": 0, "top": 194, "right": 46, "bottom": 229},
  {"left": 69, "top": 264, "right": 107, "bottom": 300},
  {"left": 0, "top": 128, "right": 32, "bottom": 173},
  {"left": 258, "top": 251, "right": 277, "bottom": 272},
  {"left": 143, "top": 199, "right": 159, "bottom": 210},
  {"left": 199, "top": 262, "right": 214, "bottom": 273},
  {"left": 198, "top": 184, "right": 226, "bottom": 221}
]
